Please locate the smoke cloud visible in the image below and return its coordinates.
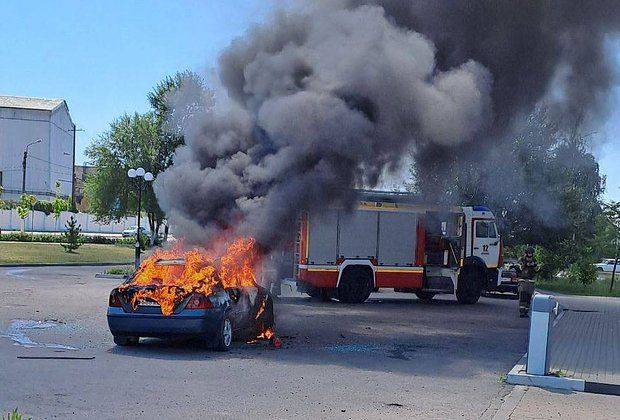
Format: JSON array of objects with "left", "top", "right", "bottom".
[{"left": 155, "top": 1, "right": 620, "bottom": 248}]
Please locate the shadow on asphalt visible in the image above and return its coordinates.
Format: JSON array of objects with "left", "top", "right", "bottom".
[{"left": 107, "top": 294, "right": 529, "bottom": 379}]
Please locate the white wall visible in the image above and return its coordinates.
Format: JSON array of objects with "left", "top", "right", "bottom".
[
  {"left": 49, "top": 103, "right": 74, "bottom": 197},
  {"left": 0, "top": 103, "right": 74, "bottom": 201},
  {"left": 0, "top": 107, "right": 51, "bottom": 200},
  {"left": 0, "top": 209, "right": 138, "bottom": 234}
]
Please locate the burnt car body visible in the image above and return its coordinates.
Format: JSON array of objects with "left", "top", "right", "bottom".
[
  {"left": 487, "top": 258, "right": 520, "bottom": 294},
  {"left": 107, "top": 280, "right": 274, "bottom": 351}
]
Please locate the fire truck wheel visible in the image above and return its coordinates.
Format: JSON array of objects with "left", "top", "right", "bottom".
[
  {"left": 337, "top": 266, "right": 373, "bottom": 304},
  {"left": 415, "top": 291, "right": 436, "bottom": 302},
  {"left": 456, "top": 265, "right": 483, "bottom": 304},
  {"left": 214, "top": 316, "right": 233, "bottom": 352},
  {"left": 113, "top": 335, "right": 139, "bottom": 346}
]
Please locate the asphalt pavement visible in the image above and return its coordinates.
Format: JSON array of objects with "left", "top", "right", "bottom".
[{"left": 0, "top": 266, "right": 537, "bottom": 418}]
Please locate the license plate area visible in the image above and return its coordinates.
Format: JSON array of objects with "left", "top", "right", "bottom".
[{"left": 138, "top": 299, "right": 160, "bottom": 307}]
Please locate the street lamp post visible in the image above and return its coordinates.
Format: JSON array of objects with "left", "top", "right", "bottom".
[
  {"left": 22, "top": 139, "right": 42, "bottom": 194},
  {"left": 128, "top": 167, "right": 154, "bottom": 269}
]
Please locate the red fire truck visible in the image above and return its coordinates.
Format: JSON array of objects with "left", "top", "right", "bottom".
[{"left": 294, "top": 191, "right": 502, "bottom": 304}]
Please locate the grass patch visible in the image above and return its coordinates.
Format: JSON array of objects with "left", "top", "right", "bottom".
[
  {"left": 3, "top": 408, "right": 30, "bottom": 420},
  {"left": 105, "top": 266, "right": 133, "bottom": 276},
  {"left": 537, "top": 275, "right": 620, "bottom": 297},
  {"left": 0, "top": 242, "right": 134, "bottom": 265}
]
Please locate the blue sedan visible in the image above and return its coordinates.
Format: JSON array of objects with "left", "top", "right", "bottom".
[{"left": 107, "top": 285, "right": 274, "bottom": 351}]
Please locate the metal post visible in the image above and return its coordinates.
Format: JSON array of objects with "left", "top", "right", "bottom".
[
  {"left": 610, "top": 239, "right": 618, "bottom": 294},
  {"left": 526, "top": 293, "right": 557, "bottom": 375},
  {"left": 135, "top": 182, "right": 142, "bottom": 270},
  {"left": 21, "top": 150, "right": 27, "bottom": 194},
  {"left": 71, "top": 125, "right": 76, "bottom": 208}
]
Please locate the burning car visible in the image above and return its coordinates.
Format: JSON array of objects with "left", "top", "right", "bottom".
[{"left": 107, "top": 238, "right": 275, "bottom": 351}]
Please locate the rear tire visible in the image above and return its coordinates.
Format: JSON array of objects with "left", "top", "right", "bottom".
[
  {"left": 214, "top": 316, "right": 233, "bottom": 352},
  {"left": 456, "top": 265, "right": 483, "bottom": 304},
  {"left": 337, "top": 266, "right": 373, "bottom": 304},
  {"left": 113, "top": 335, "right": 139, "bottom": 346},
  {"left": 415, "top": 291, "right": 436, "bottom": 302}
]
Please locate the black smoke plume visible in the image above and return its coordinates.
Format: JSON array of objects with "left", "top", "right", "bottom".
[{"left": 155, "top": 1, "right": 620, "bottom": 248}]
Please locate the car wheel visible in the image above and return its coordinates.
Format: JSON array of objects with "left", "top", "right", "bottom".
[
  {"left": 113, "top": 335, "right": 139, "bottom": 346},
  {"left": 597, "top": 267, "right": 604, "bottom": 272},
  {"left": 415, "top": 291, "right": 436, "bottom": 302},
  {"left": 214, "top": 316, "right": 233, "bottom": 352}
]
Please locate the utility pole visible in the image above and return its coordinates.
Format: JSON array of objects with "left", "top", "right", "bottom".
[{"left": 22, "top": 139, "right": 42, "bottom": 194}]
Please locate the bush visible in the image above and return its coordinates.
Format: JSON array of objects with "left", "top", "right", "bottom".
[
  {"left": 0, "top": 233, "right": 134, "bottom": 245},
  {"left": 565, "top": 255, "right": 598, "bottom": 286},
  {"left": 534, "top": 245, "right": 565, "bottom": 281},
  {"left": 33, "top": 201, "right": 54, "bottom": 215}
]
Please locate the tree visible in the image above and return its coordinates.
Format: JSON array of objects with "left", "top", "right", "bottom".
[
  {"left": 16, "top": 194, "right": 37, "bottom": 233},
  {"left": 602, "top": 201, "right": 620, "bottom": 292},
  {"left": 409, "top": 108, "right": 605, "bottom": 282},
  {"left": 51, "top": 197, "right": 69, "bottom": 220},
  {"left": 85, "top": 71, "right": 208, "bottom": 236},
  {"left": 0, "top": 185, "right": 3, "bottom": 235},
  {"left": 61, "top": 215, "right": 83, "bottom": 253}
]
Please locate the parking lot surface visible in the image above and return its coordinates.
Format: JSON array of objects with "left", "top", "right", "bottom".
[{"left": 0, "top": 266, "right": 529, "bottom": 419}]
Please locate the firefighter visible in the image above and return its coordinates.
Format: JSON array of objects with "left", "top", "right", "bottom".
[{"left": 518, "top": 247, "right": 537, "bottom": 317}]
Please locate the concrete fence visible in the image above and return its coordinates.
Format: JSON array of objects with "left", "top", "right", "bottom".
[{"left": 0, "top": 209, "right": 138, "bottom": 234}]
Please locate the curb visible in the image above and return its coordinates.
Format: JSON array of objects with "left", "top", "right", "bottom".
[
  {"left": 94, "top": 273, "right": 129, "bottom": 280},
  {"left": 506, "top": 354, "right": 620, "bottom": 396},
  {"left": 0, "top": 262, "right": 131, "bottom": 268}
]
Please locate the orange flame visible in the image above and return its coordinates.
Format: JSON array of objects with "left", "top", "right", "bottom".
[{"left": 119, "top": 237, "right": 258, "bottom": 316}]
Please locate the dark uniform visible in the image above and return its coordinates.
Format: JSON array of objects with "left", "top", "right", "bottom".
[{"left": 518, "top": 248, "right": 537, "bottom": 317}]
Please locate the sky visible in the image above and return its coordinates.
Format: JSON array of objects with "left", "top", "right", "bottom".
[{"left": 1, "top": 0, "right": 619, "bottom": 201}]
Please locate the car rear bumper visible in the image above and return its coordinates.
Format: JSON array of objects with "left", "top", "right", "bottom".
[{"left": 107, "top": 307, "right": 224, "bottom": 339}]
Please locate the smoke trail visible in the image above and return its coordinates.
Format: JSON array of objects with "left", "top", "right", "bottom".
[{"left": 155, "top": 1, "right": 620, "bottom": 248}]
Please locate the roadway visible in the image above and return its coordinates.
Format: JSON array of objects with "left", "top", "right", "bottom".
[{"left": 1, "top": 265, "right": 531, "bottom": 418}]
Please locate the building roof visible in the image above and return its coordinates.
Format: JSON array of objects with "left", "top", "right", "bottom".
[{"left": 0, "top": 95, "right": 65, "bottom": 111}]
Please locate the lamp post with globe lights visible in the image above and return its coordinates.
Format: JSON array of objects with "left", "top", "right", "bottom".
[{"left": 127, "top": 167, "right": 154, "bottom": 269}]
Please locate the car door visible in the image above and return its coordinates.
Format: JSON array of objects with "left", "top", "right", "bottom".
[
  {"left": 472, "top": 220, "right": 500, "bottom": 268},
  {"left": 226, "top": 288, "right": 249, "bottom": 331}
]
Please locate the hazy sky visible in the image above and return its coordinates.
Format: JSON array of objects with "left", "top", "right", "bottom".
[{"left": 1, "top": 1, "right": 618, "bottom": 201}]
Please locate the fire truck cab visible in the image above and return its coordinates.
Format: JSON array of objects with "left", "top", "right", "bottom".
[{"left": 294, "top": 191, "right": 502, "bottom": 304}]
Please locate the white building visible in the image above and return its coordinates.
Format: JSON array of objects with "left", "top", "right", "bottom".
[{"left": 0, "top": 95, "right": 75, "bottom": 201}]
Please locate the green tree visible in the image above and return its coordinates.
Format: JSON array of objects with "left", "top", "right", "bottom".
[
  {"left": 602, "top": 201, "right": 620, "bottom": 291},
  {"left": 61, "top": 215, "right": 83, "bottom": 253},
  {"left": 51, "top": 197, "right": 69, "bottom": 219},
  {"left": 85, "top": 71, "right": 208, "bottom": 236},
  {"left": 85, "top": 112, "right": 162, "bottom": 231},
  {"left": 409, "top": 108, "right": 605, "bottom": 282},
  {"left": 16, "top": 194, "right": 37, "bottom": 233},
  {"left": 0, "top": 185, "right": 3, "bottom": 235}
]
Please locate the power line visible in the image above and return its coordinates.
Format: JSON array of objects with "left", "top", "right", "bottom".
[{"left": 29, "top": 155, "right": 73, "bottom": 169}]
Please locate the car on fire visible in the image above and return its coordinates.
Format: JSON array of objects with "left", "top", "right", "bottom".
[{"left": 107, "top": 258, "right": 274, "bottom": 351}]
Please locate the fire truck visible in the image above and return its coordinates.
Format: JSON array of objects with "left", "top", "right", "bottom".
[{"left": 294, "top": 191, "right": 502, "bottom": 304}]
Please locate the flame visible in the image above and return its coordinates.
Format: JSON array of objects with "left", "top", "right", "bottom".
[
  {"left": 119, "top": 237, "right": 258, "bottom": 316},
  {"left": 257, "top": 327, "right": 274, "bottom": 340}
]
